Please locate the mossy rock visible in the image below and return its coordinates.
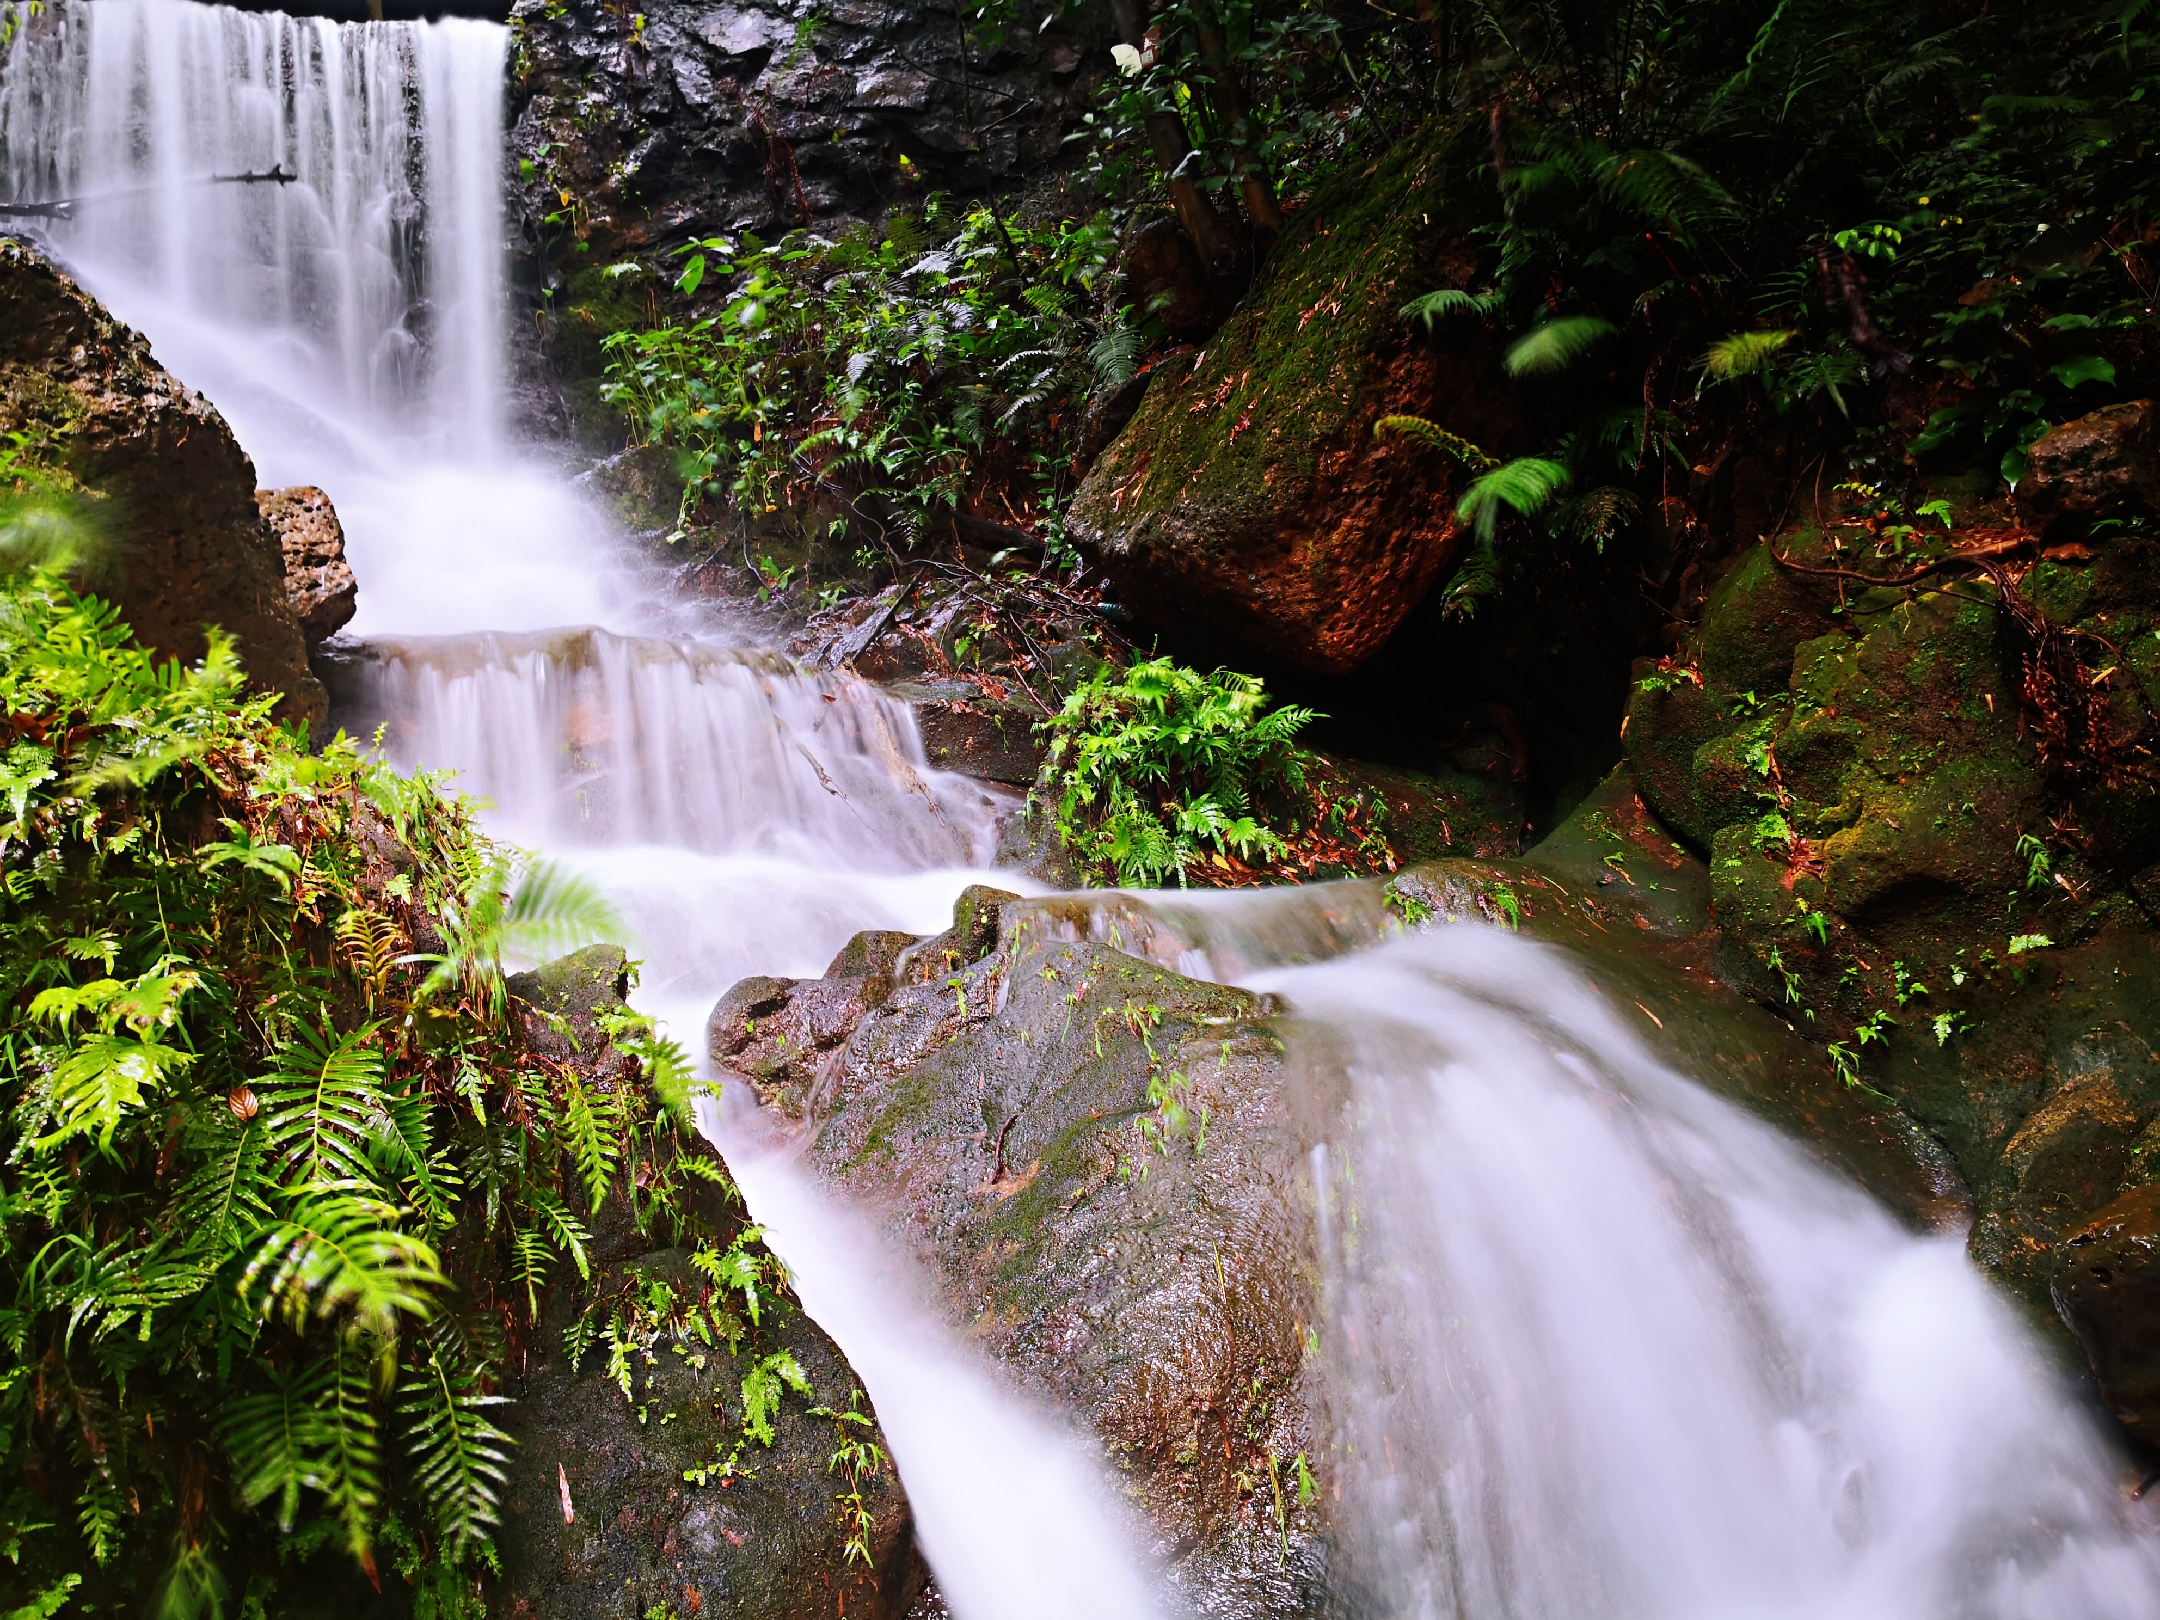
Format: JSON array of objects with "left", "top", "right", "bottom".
[{"left": 1067, "top": 118, "right": 1520, "bottom": 675}]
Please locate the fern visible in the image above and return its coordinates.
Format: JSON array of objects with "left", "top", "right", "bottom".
[
  {"left": 258, "top": 1022, "right": 390, "bottom": 1189},
  {"left": 559, "top": 1070, "right": 621, "bottom": 1215},
  {"left": 1457, "top": 458, "right": 1573, "bottom": 540},
  {"left": 397, "top": 1327, "right": 513, "bottom": 1559},
  {"left": 239, "top": 1188, "right": 441, "bottom": 1338},
  {"left": 1400, "top": 287, "right": 1501, "bottom": 327},
  {"left": 1373, "top": 415, "right": 1499, "bottom": 471},
  {"left": 1701, "top": 328, "right": 1798, "bottom": 380},
  {"left": 1503, "top": 316, "right": 1616, "bottom": 377}
]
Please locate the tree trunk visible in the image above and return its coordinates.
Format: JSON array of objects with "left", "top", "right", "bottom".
[
  {"left": 1194, "top": 12, "right": 1284, "bottom": 247},
  {"left": 1109, "top": 0, "right": 1246, "bottom": 285}
]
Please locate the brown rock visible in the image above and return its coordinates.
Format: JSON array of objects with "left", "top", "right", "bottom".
[
  {"left": 1067, "top": 120, "right": 1515, "bottom": 676},
  {"left": 2053, "top": 1183, "right": 2160, "bottom": 1443},
  {"left": 256, "top": 485, "right": 356, "bottom": 646},
  {"left": 2019, "top": 399, "right": 2160, "bottom": 537},
  {"left": 1119, "top": 215, "right": 1217, "bottom": 340},
  {"left": 0, "top": 237, "right": 324, "bottom": 728}
]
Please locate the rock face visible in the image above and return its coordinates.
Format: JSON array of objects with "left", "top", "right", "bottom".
[
  {"left": 712, "top": 887, "right": 1334, "bottom": 1617},
  {"left": 0, "top": 237, "right": 326, "bottom": 727},
  {"left": 256, "top": 486, "right": 358, "bottom": 646},
  {"left": 1621, "top": 468, "right": 2160, "bottom": 1353},
  {"left": 507, "top": 0, "right": 1113, "bottom": 427},
  {"left": 495, "top": 946, "right": 924, "bottom": 1619},
  {"left": 1066, "top": 120, "right": 1519, "bottom": 676},
  {"left": 2054, "top": 1184, "right": 2160, "bottom": 1444}
]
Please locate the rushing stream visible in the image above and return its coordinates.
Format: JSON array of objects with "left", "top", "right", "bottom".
[{"left": 5, "top": 2, "right": 2159, "bottom": 1615}]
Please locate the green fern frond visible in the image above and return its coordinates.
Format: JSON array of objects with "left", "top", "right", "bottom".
[
  {"left": 1456, "top": 458, "right": 1573, "bottom": 540},
  {"left": 1503, "top": 317, "right": 1616, "bottom": 378},
  {"left": 259, "top": 1023, "right": 390, "bottom": 1191},
  {"left": 1399, "top": 287, "right": 1500, "bottom": 328},
  {"left": 240, "top": 1187, "right": 441, "bottom": 1338},
  {"left": 1373, "top": 415, "right": 1499, "bottom": 471},
  {"left": 1701, "top": 328, "right": 1798, "bottom": 380},
  {"left": 559, "top": 1070, "right": 621, "bottom": 1215},
  {"left": 397, "top": 1326, "right": 513, "bottom": 1559}
]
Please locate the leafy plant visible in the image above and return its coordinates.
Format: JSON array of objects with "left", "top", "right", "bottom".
[
  {"left": 1040, "top": 657, "right": 1390, "bottom": 887},
  {"left": 0, "top": 569, "right": 739, "bottom": 1612}
]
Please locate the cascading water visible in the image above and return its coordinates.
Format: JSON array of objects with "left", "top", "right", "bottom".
[{"left": 6, "top": 3, "right": 2158, "bottom": 1616}]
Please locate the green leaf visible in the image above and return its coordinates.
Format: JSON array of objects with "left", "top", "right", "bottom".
[
  {"left": 240, "top": 1187, "right": 442, "bottom": 1338},
  {"left": 1399, "top": 288, "right": 1499, "bottom": 328},
  {"left": 4, "top": 1575, "right": 81, "bottom": 1620},
  {"left": 1504, "top": 317, "right": 1616, "bottom": 377},
  {"left": 2051, "top": 354, "right": 2116, "bottom": 389},
  {"left": 398, "top": 1327, "right": 514, "bottom": 1559},
  {"left": 1373, "top": 415, "right": 1498, "bottom": 470}
]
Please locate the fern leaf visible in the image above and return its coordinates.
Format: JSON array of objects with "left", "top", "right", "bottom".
[
  {"left": 259, "top": 1023, "right": 389, "bottom": 1191},
  {"left": 1373, "top": 415, "right": 1499, "bottom": 471},
  {"left": 1399, "top": 287, "right": 1500, "bottom": 328},
  {"left": 1456, "top": 458, "right": 1572, "bottom": 540},
  {"left": 1503, "top": 317, "right": 1616, "bottom": 378},
  {"left": 221, "top": 1360, "right": 336, "bottom": 1532},
  {"left": 240, "top": 1187, "right": 442, "bottom": 1337},
  {"left": 397, "top": 1327, "right": 513, "bottom": 1559},
  {"left": 30, "top": 1032, "right": 192, "bottom": 1153},
  {"left": 1701, "top": 328, "right": 1798, "bottom": 380}
]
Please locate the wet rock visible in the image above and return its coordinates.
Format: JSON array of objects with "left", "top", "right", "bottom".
[
  {"left": 886, "top": 677, "right": 1045, "bottom": 786},
  {"left": 1067, "top": 120, "right": 1520, "bottom": 676},
  {"left": 709, "top": 891, "right": 1333, "bottom": 1615},
  {"left": 508, "top": 0, "right": 1115, "bottom": 427},
  {"left": 2053, "top": 1184, "right": 2160, "bottom": 1444},
  {"left": 0, "top": 236, "right": 325, "bottom": 727},
  {"left": 256, "top": 485, "right": 357, "bottom": 647},
  {"left": 1621, "top": 507, "right": 2160, "bottom": 1327},
  {"left": 2019, "top": 400, "right": 2160, "bottom": 539},
  {"left": 499, "top": 947, "right": 923, "bottom": 1617},
  {"left": 494, "top": 1246, "right": 923, "bottom": 1620}
]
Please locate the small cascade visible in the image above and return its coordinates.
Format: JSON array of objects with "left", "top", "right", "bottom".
[{"left": 1252, "top": 924, "right": 2160, "bottom": 1619}]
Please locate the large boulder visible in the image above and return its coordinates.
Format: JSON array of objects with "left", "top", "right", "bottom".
[
  {"left": 712, "top": 888, "right": 1334, "bottom": 1617},
  {"left": 2019, "top": 399, "right": 2160, "bottom": 539},
  {"left": 0, "top": 236, "right": 326, "bottom": 727},
  {"left": 1065, "top": 120, "right": 1519, "bottom": 676},
  {"left": 1621, "top": 492, "right": 2160, "bottom": 1322}
]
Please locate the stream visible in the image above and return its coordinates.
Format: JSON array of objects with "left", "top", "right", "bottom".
[{"left": 5, "top": 3, "right": 2159, "bottom": 1615}]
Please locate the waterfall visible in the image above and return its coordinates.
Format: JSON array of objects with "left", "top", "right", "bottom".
[{"left": 0, "top": 0, "right": 605, "bottom": 635}]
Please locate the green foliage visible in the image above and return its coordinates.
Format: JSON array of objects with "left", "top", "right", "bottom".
[
  {"left": 1041, "top": 658, "right": 1338, "bottom": 887},
  {"left": 600, "top": 202, "right": 1118, "bottom": 565},
  {"left": 0, "top": 571, "right": 735, "bottom": 1610}
]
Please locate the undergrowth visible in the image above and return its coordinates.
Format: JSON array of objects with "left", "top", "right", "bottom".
[
  {"left": 0, "top": 554, "right": 747, "bottom": 1617},
  {"left": 599, "top": 200, "right": 1122, "bottom": 568},
  {"left": 1040, "top": 657, "right": 1391, "bottom": 887}
]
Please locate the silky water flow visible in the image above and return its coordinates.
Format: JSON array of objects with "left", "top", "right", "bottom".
[{"left": 4, "top": 3, "right": 2158, "bottom": 1615}]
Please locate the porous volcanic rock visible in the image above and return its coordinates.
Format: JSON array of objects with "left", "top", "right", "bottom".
[
  {"left": 256, "top": 485, "right": 358, "bottom": 646},
  {"left": 0, "top": 236, "right": 325, "bottom": 727},
  {"left": 1065, "top": 119, "right": 1519, "bottom": 675}
]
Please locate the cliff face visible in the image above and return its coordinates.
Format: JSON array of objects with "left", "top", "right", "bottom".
[
  {"left": 506, "top": 0, "right": 1114, "bottom": 434},
  {"left": 0, "top": 236, "right": 326, "bottom": 729}
]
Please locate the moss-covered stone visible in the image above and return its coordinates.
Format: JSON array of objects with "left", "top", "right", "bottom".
[{"left": 1067, "top": 119, "right": 1520, "bottom": 675}]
